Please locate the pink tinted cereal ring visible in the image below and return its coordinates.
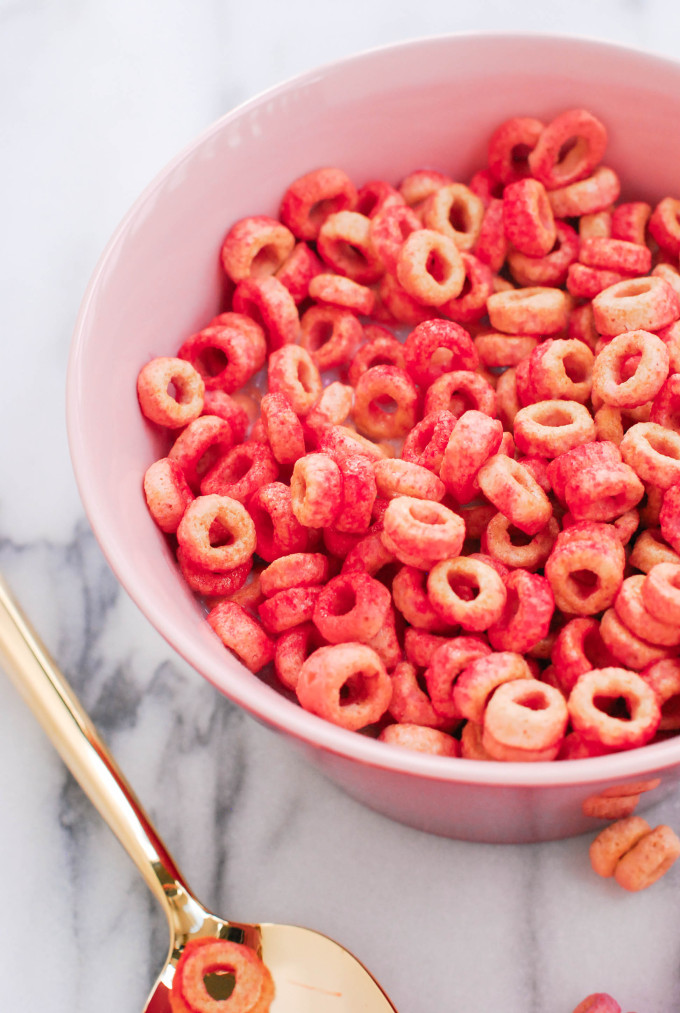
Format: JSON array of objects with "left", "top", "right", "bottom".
[
  {"left": 267, "top": 344, "right": 322, "bottom": 415},
  {"left": 374, "top": 458, "right": 445, "bottom": 502},
  {"left": 290, "top": 452, "right": 342, "bottom": 528},
  {"left": 401, "top": 410, "right": 456, "bottom": 473},
  {"left": 473, "top": 198, "right": 508, "bottom": 273},
  {"left": 482, "top": 680, "right": 569, "bottom": 761},
  {"left": 178, "top": 316, "right": 267, "bottom": 390},
  {"left": 487, "top": 115, "right": 544, "bottom": 185},
  {"left": 342, "top": 532, "right": 396, "bottom": 578},
  {"left": 201, "top": 390, "right": 250, "bottom": 442},
  {"left": 439, "top": 252, "right": 495, "bottom": 325},
  {"left": 424, "top": 636, "right": 492, "bottom": 721},
  {"left": 529, "top": 338, "right": 594, "bottom": 405},
  {"left": 563, "top": 462, "right": 644, "bottom": 523},
  {"left": 440, "top": 410, "right": 504, "bottom": 503},
  {"left": 571, "top": 996, "right": 622, "bottom": 1013},
  {"left": 474, "top": 331, "right": 538, "bottom": 370},
  {"left": 642, "top": 658, "right": 680, "bottom": 730},
  {"left": 422, "top": 183, "right": 485, "bottom": 251},
  {"left": 468, "top": 168, "right": 504, "bottom": 205},
  {"left": 487, "top": 570, "right": 554, "bottom": 654},
  {"left": 648, "top": 196, "right": 680, "bottom": 257},
  {"left": 547, "top": 166, "right": 621, "bottom": 218},
  {"left": 232, "top": 276, "right": 300, "bottom": 352},
  {"left": 137, "top": 357, "right": 205, "bottom": 428},
  {"left": 502, "top": 178, "right": 556, "bottom": 258},
  {"left": 177, "top": 495, "right": 256, "bottom": 572},
  {"left": 614, "top": 824, "right": 680, "bottom": 891},
  {"left": 403, "top": 319, "right": 479, "bottom": 387},
  {"left": 592, "top": 330, "right": 669, "bottom": 408},
  {"left": 259, "top": 393, "right": 305, "bottom": 465},
  {"left": 177, "top": 550, "right": 251, "bottom": 599},
  {"left": 247, "top": 483, "right": 310, "bottom": 562},
  {"left": 453, "top": 651, "right": 533, "bottom": 723},
  {"left": 621, "top": 423, "right": 680, "bottom": 490},
  {"left": 299, "top": 304, "right": 363, "bottom": 372},
  {"left": 477, "top": 455, "right": 552, "bottom": 535},
  {"left": 513, "top": 400, "right": 595, "bottom": 459},
  {"left": 206, "top": 601, "right": 275, "bottom": 673},
  {"left": 600, "top": 607, "right": 675, "bottom": 671},
  {"left": 388, "top": 660, "right": 452, "bottom": 729},
  {"left": 381, "top": 496, "right": 465, "bottom": 569},
  {"left": 296, "top": 643, "right": 392, "bottom": 731},
  {"left": 481, "top": 513, "right": 558, "bottom": 572},
  {"left": 547, "top": 440, "right": 622, "bottom": 504},
  {"left": 592, "top": 276, "right": 679, "bottom": 336},
  {"left": 258, "top": 586, "right": 322, "bottom": 635},
  {"left": 551, "top": 617, "right": 614, "bottom": 694},
  {"left": 612, "top": 201, "right": 652, "bottom": 245},
  {"left": 528, "top": 108, "right": 607, "bottom": 189},
  {"left": 486, "top": 286, "right": 569, "bottom": 335},
  {"left": 545, "top": 522, "right": 625, "bottom": 615},
  {"left": 579, "top": 236, "right": 652, "bottom": 275},
  {"left": 351, "top": 365, "right": 419, "bottom": 440},
  {"left": 378, "top": 723, "right": 460, "bottom": 757},
  {"left": 274, "top": 622, "right": 325, "bottom": 692},
  {"left": 651, "top": 374, "right": 680, "bottom": 435},
  {"left": 423, "top": 370, "right": 496, "bottom": 420},
  {"left": 168, "top": 416, "right": 237, "bottom": 492},
  {"left": 398, "top": 168, "right": 452, "bottom": 210},
  {"left": 317, "top": 210, "right": 382, "bottom": 284},
  {"left": 507, "top": 220, "right": 579, "bottom": 289},
  {"left": 275, "top": 241, "right": 323, "bottom": 303},
  {"left": 333, "top": 454, "right": 378, "bottom": 533},
  {"left": 143, "top": 458, "right": 194, "bottom": 533},
  {"left": 170, "top": 937, "right": 274, "bottom": 1013},
  {"left": 642, "top": 562, "right": 680, "bottom": 623},
  {"left": 315, "top": 424, "right": 387, "bottom": 466},
  {"left": 567, "top": 263, "right": 626, "bottom": 300},
  {"left": 403, "top": 628, "right": 453, "bottom": 668},
  {"left": 220, "top": 214, "right": 295, "bottom": 283},
  {"left": 396, "top": 229, "right": 465, "bottom": 306},
  {"left": 614, "top": 575, "right": 680, "bottom": 647},
  {"left": 260, "top": 552, "right": 329, "bottom": 598},
  {"left": 427, "top": 556, "right": 507, "bottom": 632},
  {"left": 346, "top": 335, "right": 406, "bottom": 387},
  {"left": 392, "top": 566, "right": 452, "bottom": 632},
  {"left": 308, "top": 273, "right": 375, "bottom": 316},
  {"left": 589, "top": 816, "right": 652, "bottom": 878},
  {"left": 200, "top": 442, "right": 279, "bottom": 502},
  {"left": 356, "top": 178, "right": 404, "bottom": 218},
  {"left": 313, "top": 572, "right": 391, "bottom": 644},
  {"left": 279, "top": 167, "right": 357, "bottom": 241},
  {"left": 368, "top": 203, "right": 422, "bottom": 274},
  {"left": 569, "top": 667, "right": 661, "bottom": 750}
]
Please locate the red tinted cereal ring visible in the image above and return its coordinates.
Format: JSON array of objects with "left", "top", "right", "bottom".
[
  {"left": 468, "top": 168, "right": 504, "bottom": 205},
  {"left": 275, "top": 241, "right": 323, "bottom": 303},
  {"left": 317, "top": 210, "right": 383, "bottom": 284},
  {"left": 481, "top": 513, "right": 558, "bottom": 572},
  {"left": 351, "top": 365, "right": 419, "bottom": 440},
  {"left": 260, "top": 552, "right": 329, "bottom": 598},
  {"left": 621, "top": 422, "right": 680, "bottom": 490},
  {"left": 569, "top": 667, "right": 661, "bottom": 750},
  {"left": 200, "top": 442, "right": 279, "bottom": 502},
  {"left": 387, "top": 660, "right": 452, "bottom": 729},
  {"left": 279, "top": 167, "right": 357, "bottom": 241},
  {"left": 589, "top": 816, "right": 652, "bottom": 878},
  {"left": 308, "top": 273, "right": 375, "bottom": 316},
  {"left": 422, "top": 183, "right": 485, "bottom": 251},
  {"left": 648, "top": 196, "right": 680, "bottom": 257},
  {"left": 333, "top": 454, "right": 378, "bottom": 533},
  {"left": 296, "top": 642, "right": 392, "bottom": 731},
  {"left": 424, "top": 636, "right": 492, "bottom": 721},
  {"left": 473, "top": 198, "right": 508, "bottom": 273},
  {"left": 206, "top": 601, "right": 275, "bottom": 674},
  {"left": 545, "top": 522, "right": 625, "bottom": 615},
  {"left": 258, "top": 585, "right": 323, "bottom": 635},
  {"left": 592, "top": 330, "right": 669, "bottom": 408},
  {"left": 267, "top": 344, "right": 322, "bottom": 415},
  {"left": 366, "top": 604, "right": 403, "bottom": 673},
  {"left": 403, "top": 319, "right": 479, "bottom": 387},
  {"left": 177, "top": 495, "right": 256, "bottom": 572},
  {"left": 600, "top": 607, "right": 675, "bottom": 671},
  {"left": 614, "top": 823, "right": 680, "bottom": 891},
  {"left": 220, "top": 214, "right": 296, "bottom": 283},
  {"left": 356, "top": 178, "right": 404, "bottom": 218},
  {"left": 299, "top": 304, "right": 363, "bottom": 372},
  {"left": 482, "top": 679, "right": 569, "bottom": 761},
  {"left": 137, "top": 357, "right": 205, "bottom": 428},
  {"left": 427, "top": 556, "right": 507, "bottom": 632},
  {"left": 342, "top": 532, "right": 396, "bottom": 578},
  {"left": 392, "top": 566, "right": 452, "bottom": 632},
  {"left": 395, "top": 228, "right": 466, "bottom": 306},
  {"left": 547, "top": 165, "right": 621, "bottom": 218},
  {"left": 611, "top": 201, "right": 652, "bottom": 244},
  {"left": 401, "top": 410, "right": 456, "bottom": 473},
  {"left": 503, "top": 178, "right": 556, "bottom": 258},
  {"left": 529, "top": 338, "right": 594, "bottom": 405},
  {"left": 347, "top": 336, "right": 407, "bottom": 388},
  {"left": 528, "top": 108, "right": 607, "bottom": 189},
  {"left": 507, "top": 220, "right": 579, "bottom": 289},
  {"left": 563, "top": 460, "right": 644, "bottom": 524},
  {"left": 453, "top": 651, "right": 533, "bottom": 723},
  {"left": 423, "top": 370, "right": 496, "bottom": 420},
  {"left": 487, "top": 569, "right": 555, "bottom": 654},
  {"left": 487, "top": 115, "right": 544, "bottom": 185},
  {"left": 274, "top": 621, "right": 325, "bottom": 692},
  {"left": 566, "top": 263, "right": 626, "bottom": 300},
  {"left": 440, "top": 410, "right": 504, "bottom": 503},
  {"left": 642, "top": 562, "right": 680, "bottom": 623},
  {"left": 374, "top": 458, "right": 445, "bottom": 502},
  {"left": 170, "top": 937, "right": 274, "bottom": 1013},
  {"left": 474, "top": 331, "right": 538, "bottom": 370},
  {"left": 579, "top": 236, "right": 652, "bottom": 275},
  {"left": 403, "top": 628, "right": 453, "bottom": 668},
  {"left": 232, "top": 276, "right": 300, "bottom": 352},
  {"left": 178, "top": 316, "right": 267, "bottom": 391},
  {"left": 315, "top": 424, "right": 387, "bottom": 466},
  {"left": 259, "top": 393, "right": 305, "bottom": 465},
  {"left": 290, "top": 452, "right": 342, "bottom": 528},
  {"left": 571, "top": 995, "right": 622, "bottom": 1013},
  {"left": 486, "top": 286, "right": 569, "bottom": 336},
  {"left": 614, "top": 575, "right": 680, "bottom": 647},
  {"left": 650, "top": 374, "right": 680, "bottom": 434},
  {"left": 592, "top": 276, "right": 679, "bottom": 336},
  {"left": 177, "top": 550, "right": 251, "bottom": 598},
  {"left": 247, "top": 482, "right": 310, "bottom": 562},
  {"left": 143, "top": 458, "right": 194, "bottom": 533},
  {"left": 201, "top": 390, "right": 250, "bottom": 443},
  {"left": 378, "top": 723, "right": 460, "bottom": 757},
  {"left": 381, "top": 496, "right": 465, "bottom": 569},
  {"left": 513, "top": 400, "right": 596, "bottom": 458},
  {"left": 313, "top": 572, "right": 391, "bottom": 644},
  {"left": 550, "top": 617, "right": 613, "bottom": 694},
  {"left": 440, "top": 252, "right": 495, "bottom": 325},
  {"left": 368, "top": 203, "right": 422, "bottom": 275},
  {"left": 477, "top": 455, "right": 552, "bottom": 535},
  {"left": 168, "top": 416, "right": 237, "bottom": 492}
]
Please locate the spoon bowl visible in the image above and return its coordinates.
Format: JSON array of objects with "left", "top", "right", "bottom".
[{"left": 0, "top": 575, "right": 396, "bottom": 1013}]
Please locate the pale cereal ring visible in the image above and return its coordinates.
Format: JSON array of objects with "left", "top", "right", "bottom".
[
  {"left": 137, "top": 356, "right": 205, "bottom": 428},
  {"left": 614, "top": 824, "right": 680, "bottom": 891},
  {"left": 296, "top": 642, "right": 392, "bottom": 731},
  {"left": 589, "top": 816, "right": 652, "bottom": 877},
  {"left": 481, "top": 679, "right": 568, "bottom": 762},
  {"left": 176, "top": 494, "right": 256, "bottom": 572},
  {"left": 378, "top": 723, "right": 460, "bottom": 757},
  {"left": 592, "top": 275, "right": 679, "bottom": 336},
  {"left": 568, "top": 667, "right": 661, "bottom": 750},
  {"left": 427, "top": 556, "right": 507, "bottom": 633}
]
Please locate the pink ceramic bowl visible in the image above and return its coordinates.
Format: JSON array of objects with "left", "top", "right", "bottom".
[{"left": 67, "top": 33, "right": 680, "bottom": 843}]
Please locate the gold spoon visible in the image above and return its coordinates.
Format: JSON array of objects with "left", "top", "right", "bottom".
[{"left": 0, "top": 575, "right": 397, "bottom": 1012}]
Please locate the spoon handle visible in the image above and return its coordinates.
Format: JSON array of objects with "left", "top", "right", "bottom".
[{"left": 0, "top": 574, "right": 187, "bottom": 920}]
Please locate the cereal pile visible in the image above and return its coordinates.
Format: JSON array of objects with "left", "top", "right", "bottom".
[{"left": 137, "top": 107, "right": 680, "bottom": 763}]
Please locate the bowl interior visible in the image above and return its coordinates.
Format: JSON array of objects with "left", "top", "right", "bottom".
[{"left": 67, "top": 32, "right": 680, "bottom": 789}]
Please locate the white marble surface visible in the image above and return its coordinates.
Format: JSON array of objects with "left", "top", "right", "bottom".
[{"left": 4, "top": 4, "right": 680, "bottom": 1012}]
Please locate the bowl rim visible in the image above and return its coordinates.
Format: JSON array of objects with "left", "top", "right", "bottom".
[{"left": 66, "top": 29, "right": 680, "bottom": 790}]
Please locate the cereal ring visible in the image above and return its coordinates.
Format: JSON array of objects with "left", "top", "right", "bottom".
[
  {"left": 422, "top": 182, "right": 485, "bottom": 251},
  {"left": 401, "top": 410, "right": 457, "bottom": 473},
  {"left": 403, "top": 319, "right": 479, "bottom": 387},
  {"left": 528, "top": 108, "right": 608, "bottom": 189},
  {"left": 332, "top": 454, "right": 378, "bottom": 534},
  {"left": 482, "top": 679, "right": 569, "bottom": 761},
  {"left": 274, "top": 622, "right": 326, "bottom": 692},
  {"left": 529, "top": 338, "right": 594, "bottom": 405},
  {"left": 392, "top": 566, "right": 453, "bottom": 632},
  {"left": 317, "top": 210, "right": 383, "bottom": 284},
  {"left": 513, "top": 400, "right": 596, "bottom": 458},
  {"left": 374, "top": 458, "right": 445, "bottom": 502},
  {"left": 563, "top": 461, "right": 644, "bottom": 524},
  {"left": 143, "top": 458, "right": 194, "bottom": 533},
  {"left": 592, "top": 276, "right": 679, "bottom": 336},
  {"left": 137, "top": 357, "right": 205, "bottom": 428},
  {"left": 201, "top": 390, "right": 250, "bottom": 442},
  {"left": 474, "top": 331, "right": 538, "bottom": 370},
  {"left": 621, "top": 422, "right": 680, "bottom": 490},
  {"left": 267, "top": 344, "right": 322, "bottom": 416},
  {"left": 290, "top": 452, "right": 343, "bottom": 528},
  {"left": 423, "top": 369, "right": 496, "bottom": 421},
  {"left": 206, "top": 601, "right": 275, "bottom": 674},
  {"left": 382, "top": 496, "right": 466, "bottom": 569},
  {"left": 503, "top": 178, "right": 556, "bottom": 257},
  {"left": 200, "top": 442, "right": 279, "bottom": 502},
  {"left": 507, "top": 221, "right": 579, "bottom": 288},
  {"left": 260, "top": 553, "right": 329, "bottom": 598},
  {"left": 547, "top": 166, "right": 620, "bottom": 218},
  {"left": 258, "top": 585, "right": 323, "bottom": 635},
  {"left": 275, "top": 241, "right": 323, "bottom": 303},
  {"left": 569, "top": 667, "right": 661, "bottom": 749},
  {"left": 379, "top": 722, "right": 460, "bottom": 756},
  {"left": 424, "top": 636, "right": 492, "bottom": 721},
  {"left": 611, "top": 201, "right": 651, "bottom": 245},
  {"left": 453, "top": 651, "right": 533, "bottom": 723},
  {"left": 296, "top": 643, "right": 392, "bottom": 731},
  {"left": 641, "top": 658, "right": 680, "bottom": 730},
  {"left": 259, "top": 393, "right": 305, "bottom": 465},
  {"left": 487, "top": 115, "right": 544, "bottom": 185},
  {"left": 487, "top": 569, "right": 555, "bottom": 654},
  {"left": 589, "top": 816, "right": 652, "bottom": 877},
  {"left": 629, "top": 527, "right": 680, "bottom": 572},
  {"left": 481, "top": 513, "right": 558, "bottom": 572},
  {"left": 614, "top": 824, "right": 680, "bottom": 891},
  {"left": 177, "top": 495, "right": 256, "bottom": 572},
  {"left": 313, "top": 572, "right": 391, "bottom": 644},
  {"left": 567, "top": 263, "right": 626, "bottom": 300},
  {"left": 299, "top": 304, "right": 363, "bottom": 372},
  {"left": 177, "top": 551, "right": 252, "bottom": 599},
  {"left": 551, "top": 617, "right": 614, "bottom": 694},
  {"left": 368, "top": 203, "right": 422, "bottom": 274},
  {"left": 570, "top": 995, "right": 621, "bottom": 1013},
  {"left": 279, "top": 167, "right": 357, "bottom": 241},
  {"left": 599, "top": 607, "right": 674, "bottom": 671},
  {"left": 427, "top": 556, "right": 507, "bottom": 632},
  {"left": 170, "top": 937, "right": 274, "bottom": 1013},
  {"left": 592, "top": 330, "right": 669, "bottom": 409},
  {"left": 476, "top": 455, "right": 552, "bottom": 535},
  {"left": 220, "top": 214, "right": 296, "bottom": 283},
  {"left": 440, "top": 252, "right": 495, "bottom": 324},
  {"left": 247, "top": 483, "right": 311, "bottom": 562},
  {"left": 308, "top": 273, "right": 375, "bottom": 316},
  {"left": 440, "top": 410, "right": 504, "bottom": 503},
  {"left": 642, "top": 562, "right": 680, "bottom": 624},
  {"left": 351, "top": 365, "right": 419, "bottom": 440},
  {"left": 545, "top": 523, "right": 625, "bottom": 615},
  {"left": 486, "top": 286, "right": 569, "bottom": 336},
  {"left": 387, "top": 660, "right": 453, "bottom": 729},
  {"left": 648, "top": 196, "right": 680, "bottom": 257},
  {"left": 473, "top": 198, "right": 508, "bottom": 273},
  {"left": 396, "top": 228, "right": 466, "bottom": 306},
  {"left": 614, "top": 575, "right": 680, "bottom": 647}
]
